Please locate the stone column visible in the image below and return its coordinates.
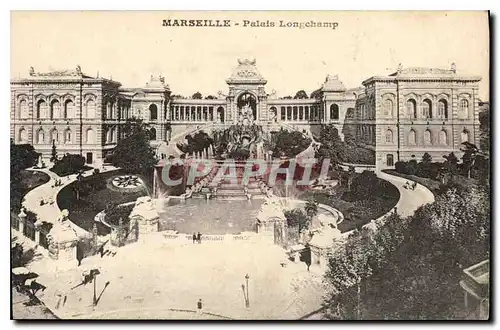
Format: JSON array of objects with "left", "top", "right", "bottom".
[
  {"left": 17, "top": 209, "right": 26, "bottom": 235},
  {"left": 34, "top": 221, "right": 41, "bottom": 244}
]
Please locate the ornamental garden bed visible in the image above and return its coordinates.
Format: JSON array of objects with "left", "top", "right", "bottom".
[
  {"left": 57, "top": 170, "right": 151, "bottom": 235},
  {"left": 300, "top": 171, "right": 399, "bottom": 232}
]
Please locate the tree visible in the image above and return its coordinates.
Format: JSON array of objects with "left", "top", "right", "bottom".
[
  {"left": 11, "top": 141, "right": 40, "bottom": 212},
  {"left": 316, "top": 124, "right": 346, "bottom": 165},
  {"left": 50, "top": 140, "right": 58, "bottom": 163},
  {"left": 346, "top": 166, "right": 356, "bottom": 192},
  {"left": 50, "top": 154, "right": 85, "bottom": 176},
  {"left": 272, "top": 129, "right": 311, "bottom": 158},
  {"left": 478, "top": 103, "right": 490, "bottom": 153},
  {"left": 192, "top": 92, "right": 202, "bottom": 99},
  {"left": 443, "top": 152, "right": 458, "bottom": 174},
  {"left": 461, "top": 142, "right": 479, "bottom": 179},
  {"left": 304, "top": 199, "right": 319, "bottom": 220},
  {"left": 110, "top": 122, "right": 157, "bottom": 174},
  {"left": 284, "top": 208, "right": 310, "bottom": 236},
  {"left": 310, "top": 88, "right": 322, "bottom": 99},
  {"left": 294, "top": 90, "right": 308, "bottom": 99},
  {"left": 324, "top": 232, "right": 372, "bottom": 319},
  {"left": 437, "top": 152, "right": 460, "bottom": 184},
  {"left": 421, "top": 152, "right": 432, "bottom": 163},
  {"left": 205, "top": 95, "right": 217, "bottom": 100},
  {"left": 121, "top": 117, "right": 149, "bottom": 138},
  {"left": 11, "top": 140, "right": 39, "bottom": 179}
]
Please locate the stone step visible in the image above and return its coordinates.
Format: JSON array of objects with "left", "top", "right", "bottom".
[
  {"left": 218, "top": 182, "right": 260, "bottom": 189},
  {"left": 215, "top": 190, "right": 246, "bottom": 196}
]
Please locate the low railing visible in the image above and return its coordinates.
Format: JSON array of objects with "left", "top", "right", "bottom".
[{"left": 11, "top": 212, "right": 50, "bottom": 250}]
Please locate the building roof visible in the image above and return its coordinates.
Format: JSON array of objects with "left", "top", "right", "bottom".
[
  {"left": 390, "top": 67, "right": 456, "bottom": 77},
  {"left": 226, "top": 58, "right": 267, "bottom": 85},
  {"left": 363, "top": 64, "right": 481, "bottom": 85},
  {"left": 11, "top": 66, "right": 122, "bottom": 86},
  {"left": 321, "top": 74, "right": 346, "bottom": 92}
]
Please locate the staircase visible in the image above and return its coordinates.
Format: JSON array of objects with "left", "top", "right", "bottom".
[{"left": 213, "top": 177, "right": 265, "bottom": 200}]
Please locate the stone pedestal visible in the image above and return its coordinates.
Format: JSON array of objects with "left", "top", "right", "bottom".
[
  {"left": 129, "top": 196, "right": 160, "bottom": 237},
  {"left": 47, "top": 219, "right": 78, "bottom": 270}
]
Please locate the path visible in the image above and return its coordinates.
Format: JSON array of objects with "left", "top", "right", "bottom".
[
  {"left": 28, "top": 237, "right": 326, "bottom": 320},
  {"left": 377, "top": 171, "right": 435, "bottom": 217},
  {"left": 22, "top": 165, "right": 119, "bottom": 237}
]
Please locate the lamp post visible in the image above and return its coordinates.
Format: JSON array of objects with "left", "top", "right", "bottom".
[
  {"left": 91, "top": 268, "right": 101, "bottom": 306},
  {"left": 245, "top": 273, "right": 250, "bottom": 308}
]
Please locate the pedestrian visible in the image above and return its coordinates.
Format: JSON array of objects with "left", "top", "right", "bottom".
[
  {"left": 192, "top": 232, "right": 197, "bottom": 244},
  {"left": 197, "top": 298, "right": 203, "bottom": 314},
  {"left": 76, "top": 243, "right": 83, "bottom": 266},
  {"left": 98, "top": 244, "right": 105, "bottom": 258},
  {"left": 197, "top": 232, "right": 202, "bottom": 244},
  {"left": 412, "top": 182, "right": 417, "bottom": 190}
]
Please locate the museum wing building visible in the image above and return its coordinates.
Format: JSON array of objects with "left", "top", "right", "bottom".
[{"left": 10, "top": 60, "right": 481, "bottom": 170}]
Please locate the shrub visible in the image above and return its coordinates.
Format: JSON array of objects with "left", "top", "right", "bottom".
[
  {"left": 104, "top": 203, "right": 134, "bottom": 227},
  {"left": 51, "top": 154, "right": 86, "bottom": 176},
  {"left": 395, "top": 161, "right": 407, "bottom": 174},
  {"left": 406, "top": 159, "right": 418, "bottom": 175}
]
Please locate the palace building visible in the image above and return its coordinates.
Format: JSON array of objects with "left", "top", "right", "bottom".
[{"left": 10, "top": 59, "right": 482, "bottom": 170}]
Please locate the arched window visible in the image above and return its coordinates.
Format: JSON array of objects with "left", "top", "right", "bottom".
[
  {"left": 50, "top": 128, "right": 59, "bottom": 143},
  {"left": 86, "top": 128, "right": 95, "bottom": 144},
  {"left": 106, "top": 101, "right": 113, "bottom": 119},
  {"left": 422, "top": 99, "right": 432, "bottom": 119},
  {"left": 149, "top": 104, "right": 158, "bottom": 121},
  {"left": 330, "top": 104, "right": 339, "bottom": 120},
  {"left": 64, "top": 128, "right": 72, "bottom": 144},
  {"left": 385, "top": 129, "right": 393, "bottom": 143},
  {"left": 383, "top": 99, "right": 393, "bottom": 117},
  {"left": 108, "top": 127, "right": 117, "bottom": 143},
  {"left": 408, "top": 129, "right": 416, "bottom": 145},
  {"left": 85, "top": 99, "right": 96, "bottom": 118},
  {"left": 149, "top": 127, "right": 157, "bottom": 140},
  {"left": 36, "top": 129, "right": 45, "bottom": 144},
  {"left": 439, "top": 130, "right": 448, "bottom": 145},
  {"left": 424, "top": 130, "right": 432, "bottom": 145},
  {"left": 460, "top": 99, "right": 469, "bottom": 119},
  {"left": 64, "top": 100, "right": 74, "bottom": 119},
  {"left": 437, "top": 99, "right": 448, "bottom": 119},
  {"left": 37, "top": 100, "right": 47, "bottom": 119},
  {"left": 50, "top": 100, "right": 60, "bottom": 120},
  {"left": 19, "top": 128, "right": 27, "bottom": 143},
  {"left": 217, "top": 106, "right": 225, "bottom": 123},
  {"left": 386, "top": 154, "right": 394, "bottom": 167},
  {"left": 461, "top": 130, "right": 470, "bottom": 143},
  {"left": 106, "top": 128, "right": 112, "bottom": 143},
  {"left": 19, "top": 99, "right": 29, "bottom": 119},
  {"left": 407, "top": 99, "right": 417, "bottom": 119}
]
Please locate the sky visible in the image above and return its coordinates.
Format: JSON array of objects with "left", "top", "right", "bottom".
[{"left": 11, "top": 11, "right": 490, "bottom": 100}]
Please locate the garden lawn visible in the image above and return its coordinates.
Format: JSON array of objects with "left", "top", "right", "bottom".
[
  {"left": 57, "top": 170, "right": 149, "bottom": 235},
  {"left": 11, "top": 170, "right": 51, "bottom": 213},
  {"left": 300, "top": 174, "right": 400, "bottom": 233}
]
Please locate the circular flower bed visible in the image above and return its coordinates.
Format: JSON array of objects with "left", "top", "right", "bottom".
[{"left": 107, "top": 175, "right": 146, "bottom": 193}]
